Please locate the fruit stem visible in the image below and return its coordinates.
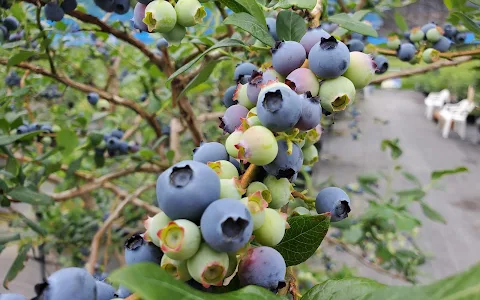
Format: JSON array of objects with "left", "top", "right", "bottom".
[
  {"left": 240, "top": 164, "right": 257, "bottom": 190},
  {"left": 291, "top": 190, "right": 316, "bottom": 203}
]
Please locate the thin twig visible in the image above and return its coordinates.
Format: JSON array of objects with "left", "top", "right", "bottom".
[
  {"left": 86, "top": 183, "right": 155, "bottom": 274},
  {"left": 122, "top": 115, "right": 143, "bottom": 140},
  {"left": 35, "top": 3, "right": 56, "bottom": 75},
  {"left": 240, "top": 164, "right": 257, "bottom": 189},
  {"left": 336, "top": 0, "right": 349, "bottom": 13},
  {"left": 215, "top": 1, "right": 234, "bottom": 37},
  {"left": 374, "top": 46, "right": 480, "bottom": 59}
]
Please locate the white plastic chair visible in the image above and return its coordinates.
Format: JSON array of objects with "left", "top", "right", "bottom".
[
  {"left": 438, "top": 99, "right": 476, "bottom": 139},
  {"left": 424, "top": 89, "right": 451, "bottom": 120}
]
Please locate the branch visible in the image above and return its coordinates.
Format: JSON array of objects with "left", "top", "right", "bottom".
[
  {"left": 336, "top": 0, "right": 349, "bottom": 13},
  {"left": 35, "top": 3, "right": 56, "bottom": 75},
  {"left": 215, "top": 1, "right": 234, "bottom": 37},
  {"left": 0, "top": 58, "right": 163, "bottom": 137},
  {"left": 371, "top": 56, "right": 473, "bottom": 84},
  {"left": 240, "top": 164, "right": 257, "bottom": 189},
  {"left": 86, "top": 183, "right": 155, "bottom": 274},
  {"left": 103, "top": 182, "right": 161, "bottom": 215},
  {"left": 374, "top": 46, "right": 480, "bottom": 59},
  {"left": 169, "top": 117, "right": 184, "bottom": 162},
  {"left": 355, "top": 0, "right": 367, "bottom": 11}
]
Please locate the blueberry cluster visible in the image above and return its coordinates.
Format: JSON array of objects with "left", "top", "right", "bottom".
[
  {"left": 4, "top": 70, "right": 20, "bottom": 87},
  {"left": 39, "top": 84, "right": 63, "bottom": 99},
  {"left": 345, "top": 32, "right": 389, "bottom": 75},
  {"left": 44, "top": 0, "right": 77, "bottom": 22},
  {"left": 132, "top": 0, "right": 206, "bottom": 44},
  {"left": 14, "top": 122, "right": 58, "bottom": 146},
  {"left": 0, "top": 15, "right": 22, "bottom": 43},
  {"left": 96, "top": 129, "right": 139, "bottom": 158},
  {"left": 87, "top": 92, "right": 111, "bottom": 111}
]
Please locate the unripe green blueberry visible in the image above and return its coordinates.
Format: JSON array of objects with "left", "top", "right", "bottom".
[
  {"left": 318, "top": 76, "right": 356, "bottom": 113},
  {"left": 343, "top": 52, "right": 376, "bottom": 89},
  {"left": 162, "top": 23, "right": 186, "bottom": 44},
  {"left": 235, "top": 126, "right": 278, "bottom": 166},
  {"left": 263, "top": 175, "right": 291, "bottom": 209},
  {"left": 145, "top": 211, "right": 171, "bottom": 246},
  {"left": 159, "top": 219, "right": 201, "bottom": 260},
  {"left": 97, "top": 99, "right": 110, "bottom": 111},
  {"left": 220, "top": 177, "right": 245, "bottom": 199},
  {"left": 161, "top": 255, "right": 192, "bottom": 281},
  {"left": 226, "top": 130, "right": 243, "bottom": 158},
  {"left": 187, "top": 243, "right": 229, "bottom": 288},
  {"left": 175, "top": 0, "right": 206, "bottom": 27},
  {"left": 208, "top": 160, "right": 239, "bottom": 179},
  {"left": 253, "top": 208, "right": 286, "bottom": 247},
  {"left": 422, "top": 48, "right": 440, "bottom": 64},
  {"left": 42, "top": 136, "right": 53, "bottom": 146},
  {"left": 426, "top": 27, "right": 443, "bottom": 43},
  {"left": 52, "top": 124, "right": 61, "bottom": 133},
  {"left": 246, "top": 181, "right": 272, "bottom": 204},
  {"left": 240, "top": 191, "right": 268, "bottom": 230},
  {"left": 409, "top": 27, "right": 425, "bottom": 42},
  {"left": 292, "top": 206, "right": 311, "bottom": 216},
  {"left": 303, "top": 127, "right": 321, "bottom": 148},
  {"left": 226, "top": 253, "right": 238, "bottom": 278},
  {"left": 247, "top": 115, "right": 262, "bottom": 127},
  {"left": 233, "top": 83, "right": 255, "bottom": 109},
  {"left": 302, "top": 144, "right": 318, "bottom": 166},
  {"left": 144, "top": 0, "right": 177, "bottom": 33},
  {"left": 386, "top": 36, "right": 401, "bottom": 50}
]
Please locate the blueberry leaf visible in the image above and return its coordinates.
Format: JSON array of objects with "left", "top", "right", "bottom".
[
  {"left": 56, "top": 128, "right": 79, "bottom": 156},
  {"left": 331, "top": 10, "right": 370, "bottom": 37},
  {"left": 276, "top": 10, "right": 307, "bottom": 42},
  {"left": 394, "top": 12, "right": 408, "bottom": 32},
  {"left": 302, "top": 278, "right": 384, "bottom": 300},
  {"left": 6, "top": 186, "right": 53, "bottom": 205},
  {"left": 450, "top": 12, "right": 480, "bottom": 36},
  {"left": 224, "top": 13, "right": 275, "bottom": 47},
  {"left": 7, "top": 50, "right": 35, "bottom": 66},
  {"left": 431, "top": 166, "right": 468, "bottom": 180},
  {"left": 108, "top": 262, "right": 279, "bottom": 300},
  {"left": 328, "top": 13, "right": 378, "bottom": 37},
  {"left": 3, "top": 243, "right": 31, "bottom": 289},
  {"left": 217, "top": 0, "right": 266, "bottom": 26},
  {"left": 273, "top": 0, "right": 317, "bottom": 10},
  {"left": 420, "top": 201, "right": 446, "bottom": 224},
  {"left": 0, "top": 131, "right": 43, "bottom": 146},
  {"left": 180, "top": 59, "right": 227, "bottom": 96},
  {"left": 274, "top": 214, "right": 330, "bottom": 266}
]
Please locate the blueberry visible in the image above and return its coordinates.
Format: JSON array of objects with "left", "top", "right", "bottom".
[
  {"left": 420, "top": 22, "right": 436, "bottom": 34},
  {"left": 113, "top": 0, "right": 130, "bottom": 14},
  {"left": 0, "top": 294, "right": 27, "bottom": 300},
  {"left": 207, "top": 160, "right": 239, "bottom": 179},
  {"left": 201, "top": 198, "right": 253, "bottom": 252},
  {"left": 138, "top": 92, "right": 148, "bottom": 102},
  {"left": 8, "top": 30, "right": 24, "bottom": 42},
  {"left": 106, "top": 137, "right": 120, "bottom": 156},
  {"left": 133, "top": 3, "right": 148, "bottom": 31},
  {"left": 235, "top": 126, "right": 278, "bottom": 166},
  {"left": 386, "top": 36, "right": 401, "bottom": 50},
  {"left": 246, "top": 71, "right": 265, "bottom": 105},
  {"left": 137, "top": 0, "right": 153, "bottom": 4},
  {"left": 96, "top": 281, "right": 116, "bottom": 300},
  {"left": 60, "top": 0, "right": 77, "bottom": 12},
  {"left": 319, "top": 76, "right": 356, "bottom": 113},
  {"left": 161, "top": 255, "right": 192, "bottom": 281},
  {"left": 219, "top": 178, "right": 244, "bottom": 199},
  {"left": 426, "top": 27, "right": 442, "bottom": 43},
  {"left": 28, "top": 123, "right": 41, "bottom": 132},
  {"left": 409, "top": 27, "right": 425, "bottom": 42},
  {"left": 240, "top": 192, "right": 268, "bottom": 230},
  {"left": 156, "top": 38, "right": 169, "bottom": 50},
  {"left": 87, "top": 92, "right": 99, "bottom": 105},
  {"left": 300, "top": 27, "right": 331, "bottom": 55},
  {"left": 253, "top": 208, "right": 286, "bottom": 246},
  {"left": 308, "top": 36, "right": 350, "bottom": 79},
  {"left": 373, "top": 55, "right": 389, "bottom": 74},
  {"left": 295, "top": 93, "right": 321, "bottom": 131},
  {"left": 124, "top": 233, "right": 163, "bottom": 265},
  {"left": 111, "top": 128, "right": 124, "bottom": 139},
  {"left": 220, "top": 104, "right": 249, "bottom": 133},
  {"left": 263, "top": 140, "right": 303, "bottom": 181},
  {"left": 343, "top": 52, "right": 376, "bottom": 89},
  {"left": 226, "top": 130, "right": 243, "bottom": 158},
  {"left": 44, "top": 2, "right": 65, "bottom": 22},
  {"left": 233, "top": 83, "right": 255, "bottom": 109},
  {"left": 41, "top": 124, "right": 53, "bottom": 133},
  {"left": 315, "top": 187, "right": 351, "bottom": 222},
  {"left": 397, "top": 43, "right": 416, "bottom": 61},
  {"left": 229, "top": 156, "right": 242, "bottom": 173},
  {"left": 455, "top": 32, "right": 466, "bottom": 43},
  {"left": 144, "top": 211, "right": 171, "bottom": 246},
  {"left": 186, "top": 243, "right": 229, "bottom": 287},
  {"left": 223, "top": 85, "right": 238, "bottom": 108},
  {"left": 433, "top": 36, "right": 452, "bottom": 52},
  {"left": 266, "top": 17, "right": 278, "bottom": 41},
  {"left": 193, "top": 142, "right": 229, "bottom": 164},
  {"left": 115, "top": 285, "right": 132, "bottom": 298},
  {"left": 346, "top": 39, "right": 365, "bottom": 52},
  {"left": 285, "top": 68, "right": 320, "bottom": 97},
  {"left": 159, "top": 219, "right": 201, "bottom": 260},
  {"left": 16, "top": 125, "right": 28, "bottom": 134},
  {"left": 5, "top": 71, "right": 20, "bottom": 87},
  {"left": 234, "top": 62, "right": 257, "bottom": 83},
  {"left": 174, "top": 0, "right": 206, "bottom": 27},
  {"left": 320, "top": 22, "right": 338, "bottom": 33},
  {"left": 118, "top": 140, "right": 129, "bottom": 154},
  {"left": 156, "top": 160, "right": 221, "bottom": 221},
  {"left": 3, "top": 16, "right": 19, "bottom": 31},
  {"left": 34, "top": 267, "right": 96, "bottom": 300},
  {"left": 163, "top": 23, "right": 187, "bottom": 44},
  {"left": 257, "top": 82, "right": 302, "bottom": 132},
  {"left": 422, "top": 48, "right": 440, "bottom": 64},
  {"left": 263, "top": 175, "right": 291, "bottom": 209},
  {"left": 271, "top": 41, "right": 306, "bottom": 76},
  {"left": 302, "top": 144, "right": 318, "bottom": 166},
  {"left": 238, "top": 246, "right": 286, "bottom": 292},
  {"left": 94, "top": 0, "right": 115, "bottom": 12},
  {"left": 443, "top": 23, "right": 457, "bottom": 39},
  {"left": 350, "top": 32, "right": 364, "bottom": 41},
  {"left": 144, "top": 0, "right": 177, "bottom": 32}
]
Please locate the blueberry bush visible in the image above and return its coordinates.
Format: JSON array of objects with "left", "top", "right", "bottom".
[{"left": 0, "top": 0, "right": 479, "bottom": 299}]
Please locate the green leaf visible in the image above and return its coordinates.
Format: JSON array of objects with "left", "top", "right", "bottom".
[
  {"left": 0, "top": 233, "right": 21, "bottom": 245},
  {"left": 8, "top": 50, "right": 36, "bottom": 66},
  {"left": 9, "top": 2, "right": 26, "bottom": 22},
  {"left": 274, "top": 0, "right": 317, "bottom": 10},
  {"left": 331, "top": 10, "right": 370, "bottom": 37},
  {"left": 394, "top": 12, "right": 408, "bottom": 32},
  {"left": 380, "top": 138, "right": 402, "bottom": 159},
  {"left": 66, "top": 156, "right": 83, "bottom": 177},
  {"left": 56, "top": 128, "right": 78, "bottom": 155},
  {"left": 6, "top": 156, "right": 19, "bottom": 177},
  {"left": 401, "top": 171, "right": 421, "bottom": 187},
  {"left": 328, "top": 13, "right": 378, "bottom": 37},
  {"left": 180, "top": 60, "right": 225, "bottom": 96},
  {"left": 0, "top": 131, "right": 43, "bottom": 146},
  {"left": 3, "top": 243, "right": 31, "bottom": 289},
  {"left": 343, "top": 225, "right": 363, "bottom": 244},
  {"left": 469, "top": 0, "right": 480, "bottom": 5},
  {"left": 302, "top": 278, "right": 384, "bottom": 300},
  {"left": 224, "top": 13, "right": 275, "bottom": 47},
  {"left": 396, "top": 188, "right": 425, "bottom": 201},
  {"left": 167, "top": 39, "right": 246, "bottom": 83},
  {"left": 450, "top": 12, "right": 480, "bottom": 36},
  {"left": 108, "top": 262, "right": 279, "bottom": 300},
  {"left": 6, "top": 186, "right": 53, "bottom": 205},
  {"left": 218, "top": 0, "right": 266, "bottom": 26},
  {"left": 166, "top": 150, "right": 175, "bottom": 165},
  {"left": 18, "top": 213, "right": 48, "bottom": 236},
  {"left": 276, "top": 10, "right": 307, "bottom": 42},
  {"left": 274, "top": 214, "right": 330, "bottom": 266},
  {"left": 431, "top": 166, "right": 468, "bottom": 180},
  {"left": 420, "top": 201, "right": 446, "bottom": 224}
]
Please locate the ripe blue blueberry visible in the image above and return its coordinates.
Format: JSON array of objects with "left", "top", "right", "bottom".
[
  {"left": 28, "top": 123, "right": 41, "bottom": 132},
  {"left": 234, "top": 62, "right": 257, "bottom": 83},
  {"left": 16, "top": 125, "right": 28, "bottom": 134},
  {"left": 421, "top": 22, "right": 436, "bottom": 34},
  {"left": 433, "top": 36, "right": 452, "bottom": 52},
  {"left": 114, "top": 0, "right": 130, "bottom": 14},
  {"left": 295, "top": 92, "right": 321, "bottom": 131},
  {"left": 95, "top": 281, "right": 116, "bottom": 300},
  {"left": 34, "top": 267, "right": 96, "bottom": 300},
  {"left": 133, "top": 3, "right": 148, "bottom": 31},
  {"left": 124, "top": 233, "right": 163, "bottom": 265},
  {"left": 257, "top": 82, "right": 302, "bottom": 132},
  {"left": 300, "top": 27, "right": 330, "bottom": 55},
  {"left": 350, "top": 32, "right": 365, "bottom": 41},
  {"left": 193, "top": 142, "right": 229, "bottom": 164},
  {"left": 156, "top": 38, "right": 169, "bottom": 50},
  {"left": 5, "top": 71, "right": 20, "bottom": 87},
  {"left": 94, "top": 0, "right": 115, "bottom": 12},
  {"left": 111, "top": 128, "right": 124, "bottom": 139},
  {"left": 0, "top": 294, "right": 27, "bottom": 300},
  {"left": 118, "top": 140, "right": 129, "bottom": 154},
  {"left": 156, "top": 160, "right": 221, "bottom": 221},
  {"left": 201, "top": 198, "right": 253, "bottom": 252},
  {"left": 285, "top": 68, "right": 320, "bottom": 97},
  {"left": 238, "top": 246, "right": 286, "bottom": 292},
  {"left": 315, "top": 187, "right": 351, "bottom": 222},
  {"left": 397, "top": 43, "right": 416, "bottom": 61},
  {"left": 266, "top": 17, "right": 278, "bottom": 41},
  {"left": 346, "top": 39, "right": 365, "bottom": 52},
  {"left": 220, "top": 104, "right": 249, "bottom": 133},
  {"left": 308, "top": 36, "right": 350, "bottom": 79},
  {"left": 443, "top": 23, "right": 457, "bottom": 39},
  {"left": 44, "top": 2, "right": 65, "bottom": 22},
  {"left": 106, "top": 137, "right": 120, "bottom": 156},
  {"left": 115, "top": 285, "right": 132, "bottom": 298},
  {"left": 223, "top": 85, "right": 238, "bottom": 108},
  {"left": 41, "top": 124, "right": 53, "bottom": 133},
  {"left": 87, "top": 92, "right": 99, "bottom": 105},
  {"left": 373, "top": 55, "right": 389, "bottom": 74},
  {"left": 246, "top": 71, "right": 265, "bottom": 105},
  {"left": 3, "top": 16, "right": 19, "bottom": 31},
  {"left": 455, "top": 32, "right": 466, "bottom": 43},
  {"left": 272, "top": 41, "right": 306, "bottom": 76},
  {"left": 263, "top": 140, "right": 303, "bottom": 180},
  {"left": 137, "top": 0, "right": 153, "bottom": 4},
  {"left": 60, "top": 0, "right": 77, "bottom": 12}
]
